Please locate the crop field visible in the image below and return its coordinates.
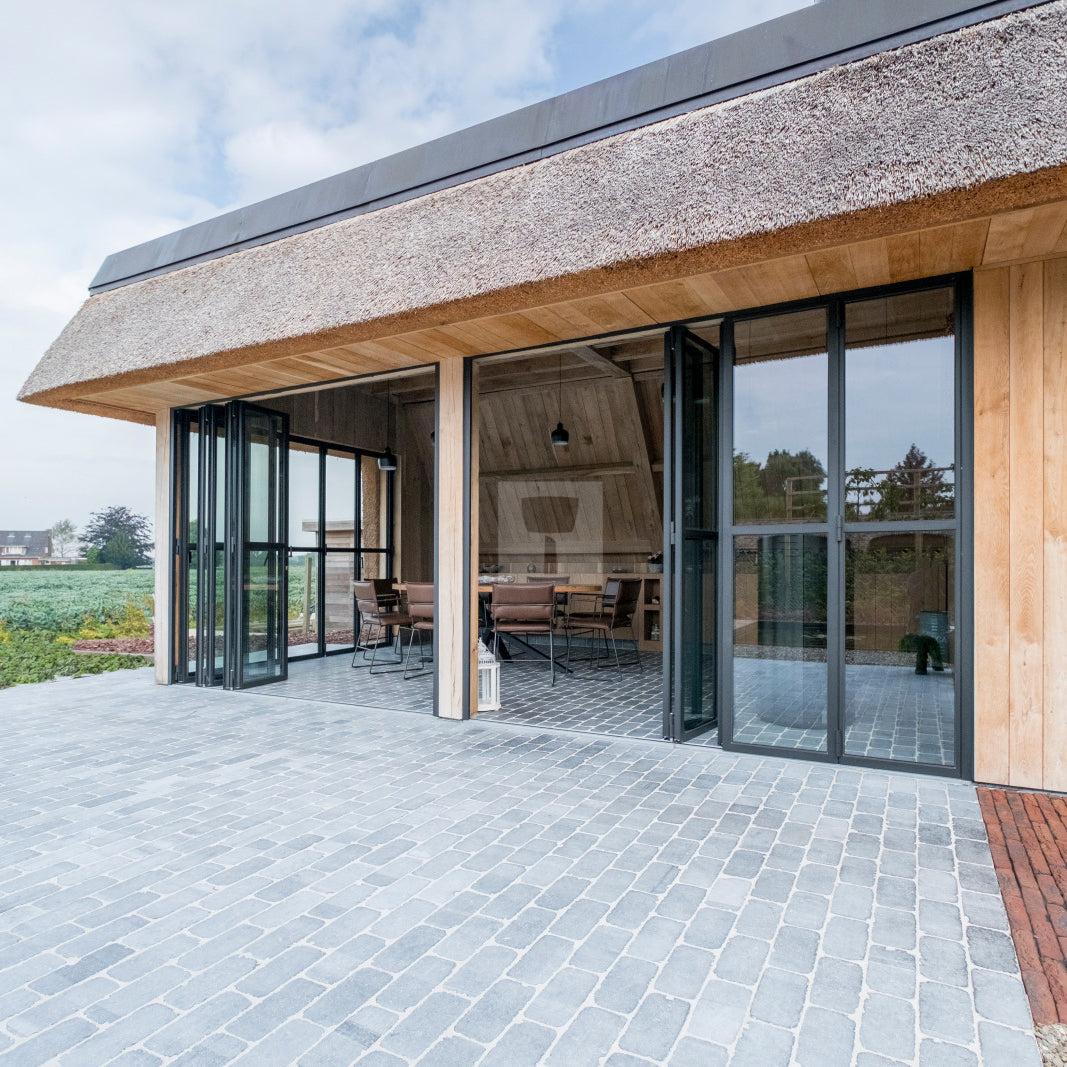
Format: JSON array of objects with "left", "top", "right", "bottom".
[
  {"left": 0, "top": 568, "right": 154, "bottom": 633},
  {"left": 0, "top": 569, "right": 155, "bottom": 689}
]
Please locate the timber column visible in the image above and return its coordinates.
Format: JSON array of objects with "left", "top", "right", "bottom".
[
  {"left": 436, "top": 358, "right": 477, "bottom": 718},
  {"left": 153, "top": 411, "right": 173, "bottom": 684}
]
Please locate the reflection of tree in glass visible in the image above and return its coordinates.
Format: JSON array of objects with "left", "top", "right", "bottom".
[
  {"left": 734, "top": 449, "right": 826, "bottom": 522},
  {"left": 846, "top": 444, "right": 953, "bottom": 520}
]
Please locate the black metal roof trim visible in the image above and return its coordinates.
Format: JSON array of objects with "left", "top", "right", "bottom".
[{"left": 89, "top": 0, "right": 1047, "bottom": 294}]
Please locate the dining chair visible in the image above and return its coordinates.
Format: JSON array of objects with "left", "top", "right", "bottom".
[
  {"left": 491, "top": 582, "right": 558, "bottom": 686},
  {"left": 351, "top": 578, "right": 412, "bottom": 673},
  {"left": 403, "top": 581, "right": 435, "bottom": 679},
  {"left": 525, "top": 574, "right": 570, "bottom": 626},
  {"left": 563, "top": 577, "right": 643, "bottom": 671}
]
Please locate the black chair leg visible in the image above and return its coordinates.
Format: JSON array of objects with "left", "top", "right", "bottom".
[{"left": 549, "top": 628, "right": 555, "bottom": 687}]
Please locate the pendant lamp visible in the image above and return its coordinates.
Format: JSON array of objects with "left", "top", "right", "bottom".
[
  {"left": 551, "top": 354, "right": 569, "bottom": 447},
  {"left": 378, "top": 382, "right": 398, "bottom": 470}
]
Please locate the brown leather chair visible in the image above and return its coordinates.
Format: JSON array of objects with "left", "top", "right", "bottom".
[
  {"left": 563, "top": 577, "right": 643, "bottom": 671},
  {"left": 403, "top": 582, "right": 434, "bottom": 679},
  {"left": 491, "top": 582, "right": 558, "bottom": 686},
  {"left": 525, "top": 574, "right": 570, "bottom": 625},
  {"left": 351, "top": 579, "right": 412, "bottom": 673}
]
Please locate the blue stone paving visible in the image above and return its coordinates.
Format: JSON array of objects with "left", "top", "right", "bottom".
[{"left": 0, "top": 668, "right": 1039, "bottom": 1065}]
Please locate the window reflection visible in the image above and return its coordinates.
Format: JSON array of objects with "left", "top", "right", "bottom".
[
  {"left": 733, "top": 308, "right": 828, "bottom": 524},
  {"left": 845, "top": 288, "right": 955, "bottom": 521}
]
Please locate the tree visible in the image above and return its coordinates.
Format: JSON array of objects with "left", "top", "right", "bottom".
[
  {"left": 50, "top": 519, "right": 77, "bottom": 559},
  {"left": 81, "top": 507, "right": 153, "bottom": 568},
  {"left": 759, "top": 449, "right": 826, "bottom": 499}
]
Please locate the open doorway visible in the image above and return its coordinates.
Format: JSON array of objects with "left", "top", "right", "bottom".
[
  {"left": 470, "top": 333, "right": 674, "bottom": 739},
  {"left": 170, "top": 366, "right": 437, "bottom": 712}
]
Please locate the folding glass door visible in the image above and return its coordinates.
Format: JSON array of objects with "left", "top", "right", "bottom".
[
  {"left": 665, "top": 325, "right": 719, "bottom": 741},
  {"left": 171, "top": 401, "right": 289, "bottom": 689}
]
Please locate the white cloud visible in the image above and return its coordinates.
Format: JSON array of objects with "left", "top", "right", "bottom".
[{"left": 0, "top": 0, "right": 812, "bottom": 531}]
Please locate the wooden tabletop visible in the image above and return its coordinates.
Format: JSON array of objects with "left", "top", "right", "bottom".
[
  {"left": 476, "top": 583, "right": 601, "bottom": 595},
  {"left": 385, "top": 581, "right": 601, "bottom": 595}
]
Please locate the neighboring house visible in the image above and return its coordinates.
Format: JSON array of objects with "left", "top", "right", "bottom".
[
  {"left": 0, "top": 531, "right": 53, "bottom": 566},
  {"left": 18, "top": 1, "right": 1067, "bottom": 791}
]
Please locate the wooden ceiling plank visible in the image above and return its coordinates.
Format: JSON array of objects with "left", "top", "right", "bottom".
[
  {"left": 806, "top": 246, "right": 859, "bottom": 296},
  {"left": 984, "top": 207, "right": 1036, "bottom": 264}
]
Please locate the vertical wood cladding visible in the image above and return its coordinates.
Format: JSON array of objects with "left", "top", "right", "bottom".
[{"left": 974, "top": 254, "right": 1067, "bottom": 789}]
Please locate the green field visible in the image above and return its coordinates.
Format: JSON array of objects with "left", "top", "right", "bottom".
[
  {"left": 0, "top": 568, "right": 154, "bottom": 688},
  {"left": 0, "top": 568, "right": 154, "bottom": 633}
]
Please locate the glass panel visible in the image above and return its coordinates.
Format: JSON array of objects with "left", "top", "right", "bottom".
[
  {"left": 187, "top": 423, "right": 200, "bottom": 545},
  {"left": 323, "top": 553, "right": 356, "bottom": 650},
  {"left": 246, "top": 420, "right": 281, "bottom": 545},
  {"left": 682, "top": 536, "right": 716, "bottom": 732},
  {"left": 212, "top": 545, "right": 225, "bottom": 678},
  {"left": 678, "top": 328, "right": 718, "bottom": 736},
  {"left": 844, "top": 531, "right": 955, "bottom": 766},
  {"left": 325, "top": 451, "right": 356, "bottom": 548},
  {"left": 845, "top": 288, "right": 955, "bottom": 521},
  {"left": 184, "top": 543, "right": 197, "bottom": 677},
  {"left": 733, "top": 308, "right": 828, "bottom": 524},
  {"left": 289, "top": 444, "right": 321, "bottom": 548},
  {"left": 234, "top": 404, "right": 287, "bottom": 688},
  {"left": 361, "top": 454, "right": 385, "bottom": 551},
  {"left": 241, "top": 548, "right": 284, "bottom": 684},
  {"left": 287, "top": 550, "right": 319, "bottom": 658},
  {"left": 732, "top": 533, "right": 828, "bottom": 752}
]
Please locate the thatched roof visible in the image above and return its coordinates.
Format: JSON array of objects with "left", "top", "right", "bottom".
[{"left": 20, "top": 1, "right": 1067, "bottom": 406}]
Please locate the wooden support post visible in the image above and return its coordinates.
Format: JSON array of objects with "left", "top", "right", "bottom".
[
  {"left": 153, "top": 411, "right": 172, "bottom": 684},
  {"left": 436, "top": 359, "right": 470, "bottom": 719}
]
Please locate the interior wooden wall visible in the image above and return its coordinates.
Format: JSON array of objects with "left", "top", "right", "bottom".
[
  {"left": 974, "top": 253, "right": 1067, "bottom": 790},
  {"left": 477, "top": 371, "right": 663, "bottom": 578}
]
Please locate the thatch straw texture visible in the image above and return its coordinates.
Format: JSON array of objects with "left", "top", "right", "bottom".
[{"left": 20, "top": 2, "right": 1067, "bottom": 402}]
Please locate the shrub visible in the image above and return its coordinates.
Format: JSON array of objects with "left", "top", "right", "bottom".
[{"left": 0, "top": 630, "right": 149, "bottom": 689}]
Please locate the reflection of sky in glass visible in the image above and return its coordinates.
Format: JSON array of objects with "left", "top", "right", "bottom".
[
  {"left": 846, "top": 337, "right": 954, "bottom": 472},
  {"left": 734, "top": 353, "right": 827, "bottom": 481},
  {"left": 733, "top": 337, "right": 954, "bottom": 476},
  {"left": 326, "top": 454, "right": 356, "bottom": 524},
  {"left": 289, "top": 449, "right": 320, "bottom": 547}
]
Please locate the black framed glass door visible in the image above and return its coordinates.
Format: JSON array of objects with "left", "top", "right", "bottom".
[
  {"left": 720, "top": 280, "right": 966, "bottom": 774},
  {"left": 225, "top": 402, "right": 289, "bottom": 689},
  {"left": 665, "top": 325, "right": 719, "bottom": 741}
]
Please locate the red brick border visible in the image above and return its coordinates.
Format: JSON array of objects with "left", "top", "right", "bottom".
[{"left": 977, "top": 786, "right": 1067, "bottom": 1024}]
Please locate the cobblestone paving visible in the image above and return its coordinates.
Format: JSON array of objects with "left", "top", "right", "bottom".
[{"left": 0, "top": 669, "right": 1040, "bottom": 1065}]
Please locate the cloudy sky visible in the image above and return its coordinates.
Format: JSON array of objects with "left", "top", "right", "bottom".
[{"left": 0, "top": 0, "right": 809, "bottom": 538}]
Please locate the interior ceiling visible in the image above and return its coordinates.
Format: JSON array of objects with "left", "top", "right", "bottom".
[{"left": 72, "top": 197, "right": 1067, "bottom": 424}]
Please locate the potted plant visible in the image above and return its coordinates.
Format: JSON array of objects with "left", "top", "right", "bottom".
[{"left": 647, "top": 552, "right": 663, "bottom": 573}]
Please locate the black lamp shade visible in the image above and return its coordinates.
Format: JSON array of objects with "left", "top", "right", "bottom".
[
  {"left": 378, "top": 447, "right": 397, "bottom": 471},
  {"left": 550, "top": 421, "right": 569, "bottom": 447}
]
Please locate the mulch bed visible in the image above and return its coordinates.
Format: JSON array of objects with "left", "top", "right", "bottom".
[
  {"left": 72, "top": 638, "right": 154, "bottom": 654},
  {"left": 978, "top": 786, "right": 1067, "bottom": 1039},
  {"left": 73, "top": 630, "right": 359, "bottom": 656}
]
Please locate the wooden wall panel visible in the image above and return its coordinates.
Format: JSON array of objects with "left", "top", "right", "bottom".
[
  {"left": 1007, "top": 261, "right": 1045, "bottom": 788},
  {"left": 973, "top": 268, "right": 1012, "bottom": 785},
  {"left": 154, "top": 412, "right": 172, "bottom": 684},
  {"left": 436, "top": 359, "right": 467, "bottom": 720},
  {"left": 975, "top": 253, "right": 1067, "bottom": 790},
  {"left": 1044, "top": 258, "right": 1067, "bottom": 788}
]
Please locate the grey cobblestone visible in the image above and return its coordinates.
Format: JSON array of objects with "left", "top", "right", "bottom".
[{"left": 0, "top": 670, "right": 1040, "bottom": 1065}]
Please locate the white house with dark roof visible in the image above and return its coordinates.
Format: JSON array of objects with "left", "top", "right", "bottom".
[{"left": 0, "top": 531, "right": 53, "bottom": 566}]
